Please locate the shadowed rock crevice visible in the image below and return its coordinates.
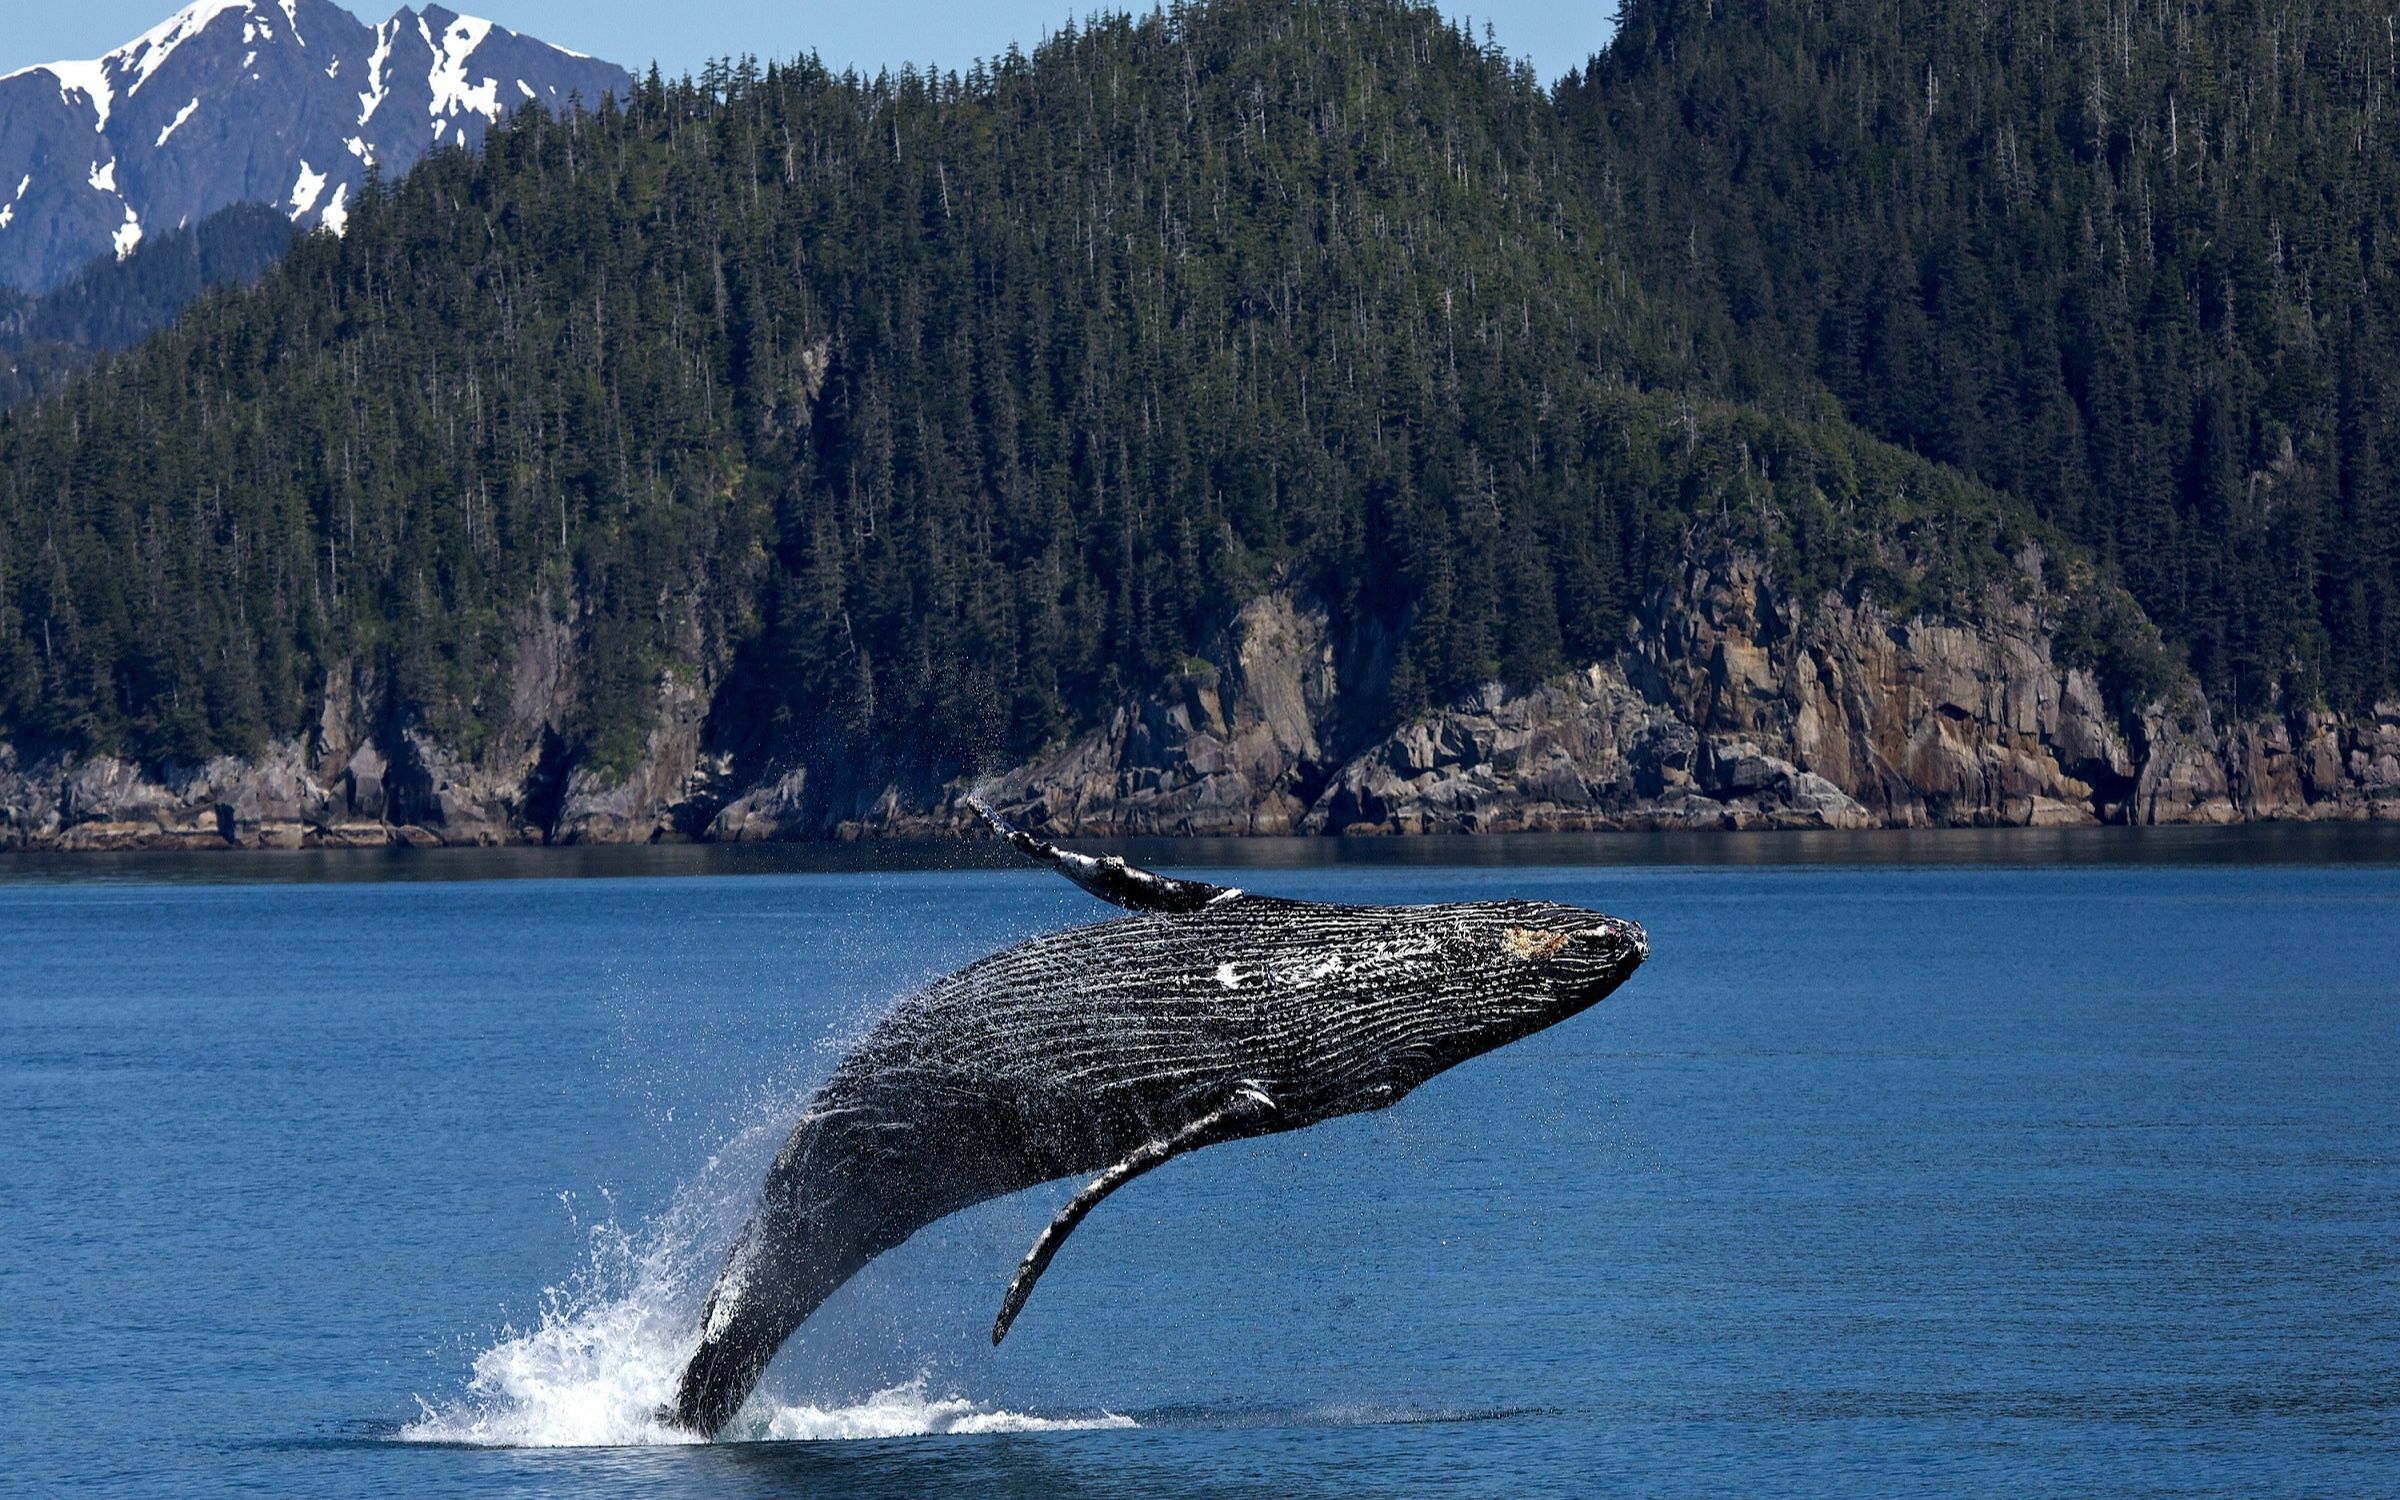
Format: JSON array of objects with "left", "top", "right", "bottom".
[{"left": 519, "top": 727, "right": 575, "bottom": 843}]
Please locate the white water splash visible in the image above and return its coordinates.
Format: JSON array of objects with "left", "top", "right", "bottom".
[
  {"left": 398, "top": 1177, "right": 712, "bottom": 1448},
  {"left": 400, "top": 1113, "right": 1132, "bottom": 1449},
  {"left": 755, "top": 1381, "right": 1135, "bottom": 1442}
]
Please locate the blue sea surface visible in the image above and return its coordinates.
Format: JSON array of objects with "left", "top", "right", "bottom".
[{"left": 0, "top": 831, "right": 2394, "bottom": 1497}]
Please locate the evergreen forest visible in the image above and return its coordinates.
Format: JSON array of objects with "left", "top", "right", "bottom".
[{"left": 1568, "top": 0, "right": 2400, "bottom": 715}]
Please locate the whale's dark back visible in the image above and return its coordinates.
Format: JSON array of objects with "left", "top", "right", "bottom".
[
  {"left": 837, "top": 894, "right": 1629, "bottom": 1126},
  {"left": 671, "top": 892, "right": 1643, "bottom": 1432}
]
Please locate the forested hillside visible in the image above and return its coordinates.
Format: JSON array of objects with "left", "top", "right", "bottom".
[
  {"left": 0, "top": 205, "right": 296, "bottom": 411},
  {"left": 5, "top": 0, "right": 2393, "bottom": 848},
  {"left": 1564, "top": 0, "right": 2400, "bottom": 715},
  {"left": 0, "top": 0, "right": 2043, "bottom": 784}
]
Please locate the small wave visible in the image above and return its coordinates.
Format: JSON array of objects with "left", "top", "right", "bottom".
[
  {"left": 1130, "top": 1399, "right": 1540, "bottom": 1431},
  {"left": 753, "top": 1382, "right": 1136, "bottom": 1443}
]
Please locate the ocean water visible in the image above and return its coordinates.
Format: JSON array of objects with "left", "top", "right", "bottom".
[{"left": 0, "top": 830, "right": 2394, "bottom": 1497}]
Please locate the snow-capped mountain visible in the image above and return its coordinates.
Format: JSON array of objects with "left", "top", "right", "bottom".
[{"left": 0, "top": 0, "right": 629, "bottom": 292}]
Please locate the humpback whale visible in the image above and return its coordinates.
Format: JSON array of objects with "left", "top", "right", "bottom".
[{"left": 669, "top": 803, "right": 1648, "bottom": 1436}]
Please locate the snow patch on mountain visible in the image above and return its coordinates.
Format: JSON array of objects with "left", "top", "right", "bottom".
[
  {"left": 0, "top": 0, "right": 629, "bottom": 292},
  {"left": 426, "top": 14, "right": 501, "bottom": 123},
  {"left": 319, "top": 180, "right": 348, "bottom": 235},
  {"left": 358, "top": 18, "right": 398, "bottom": 125},
  {"left": 156, "top": 97, "right": 201, "bottom": 147},
  {"left": 289, "top": 160, "right": 326, "bottom": 218},
  {"left": 8, "top": 58, "right": 117, "bottom": 131}
]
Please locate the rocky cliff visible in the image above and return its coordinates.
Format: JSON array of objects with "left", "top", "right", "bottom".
[
  {"left": 5, "top": 548, "right": 2396, "bottom": 851},
  {"left": 927, "top": 549, "right": 2400, "bottom": 838}
]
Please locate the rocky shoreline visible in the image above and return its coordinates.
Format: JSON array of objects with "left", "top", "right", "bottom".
[{"left": 6, "top": 549, "right": 2397, "bottom": 853}]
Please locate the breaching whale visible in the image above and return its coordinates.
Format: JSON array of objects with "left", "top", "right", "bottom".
[{"left": 669, "top": 801, "right": 1648, "bottom": 1435}]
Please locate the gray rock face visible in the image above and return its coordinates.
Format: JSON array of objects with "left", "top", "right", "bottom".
[
  {"left": 0, "top": 0, "right": 629, "bottom": 293},
  {"left": 947, "top": 593, "right": 1343, "bottom": 837},
  {"left": 5, "top": 547, "right": 2399, "bottom": 852},
  {"left": 937, "top": 549, "right": 2400, "bottom": 838},
  {"left": 0, "top": 740, "right": 331, "bottom": 850},
  {"left": 1305, "top": 665, "right": 1874, "bottom": 834},
  {"left": 706, "top": 768, "right": 812, "bottom": 844},
  {"left": 552, "top": 672, "right": 721, "bottom": 845}
]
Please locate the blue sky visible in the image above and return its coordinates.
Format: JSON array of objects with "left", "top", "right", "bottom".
[{"left": 7, "top": 1, "right": 1616, "bottom": 87}]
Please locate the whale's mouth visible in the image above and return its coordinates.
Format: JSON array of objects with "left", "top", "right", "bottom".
[{"left": 1577, "top": 920, "right": 1649, "bottom": 962}]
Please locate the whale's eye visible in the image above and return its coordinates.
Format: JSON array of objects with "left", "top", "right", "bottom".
[{"left": 1500, "top": 926, "right": 1570, "bottom": 962}]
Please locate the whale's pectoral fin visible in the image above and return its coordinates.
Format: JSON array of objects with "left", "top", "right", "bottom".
[
  {"left": 968, "top": 794, "right": 1241, "bottom": 914},
  {"left": 992, "top": 1084, "right": 1279, "bottom": 1345}
]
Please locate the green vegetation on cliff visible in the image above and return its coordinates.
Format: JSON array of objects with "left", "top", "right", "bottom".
[{"left": 0, "top": 0, "right": 2051, "bottom": 783}]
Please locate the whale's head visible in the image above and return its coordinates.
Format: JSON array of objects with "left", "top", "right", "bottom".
[
  {"left": 1476, "top": 898, "right": 1649, "bottom": 1035},
  {"left": 1493, "top": 902, "right": 1649, "bottom": 1007},
  {"left": 1325, "top": 900, "right": 1648, "bottom": 1105}
]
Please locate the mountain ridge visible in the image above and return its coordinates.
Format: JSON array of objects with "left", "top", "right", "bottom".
[{"left": 0, "top": 0, "right": 629, "bottom": 292}]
